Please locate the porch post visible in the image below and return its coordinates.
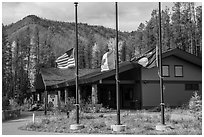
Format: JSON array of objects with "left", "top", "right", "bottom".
[
  {"left": 37, "top": 93, "right": 40, "bottom": 101},
  {"left": 65, "top": 88, "right": 68, "bottom": 105},
  {"left": 58, "top": 90, "right": 61, "bottom": 109},
  {"left": 92, "top": 84, "right": 98, "bottom": 104},
  {"left": 32, "top": 94, "right": 34, "bottom": 104},
  {"left": 44, "top": 90, "right": 48, "bottom": 115}
]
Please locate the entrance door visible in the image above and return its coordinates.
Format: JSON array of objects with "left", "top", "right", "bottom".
[
  {"left": 121, "top": 85, "right": 134, "bottom": 109},
  {"left": 99, "top": 85, "right": 116, "bottom": 109}
]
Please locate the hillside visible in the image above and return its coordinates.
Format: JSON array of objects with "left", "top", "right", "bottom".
[
  {"left": 4, "top": 2, "right": 202, "bottom": 68},
  {"left": 5, "top": 15, "right": 129, "bottom": 58}
]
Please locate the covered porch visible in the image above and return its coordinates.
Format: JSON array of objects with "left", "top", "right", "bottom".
[{"left": 36, "top": 61, "right": 142, "bottom": 110}]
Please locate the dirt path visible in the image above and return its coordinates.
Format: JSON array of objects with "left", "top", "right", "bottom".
[{"left": 2, "top": 111, "right": 64, "bottom": 135}]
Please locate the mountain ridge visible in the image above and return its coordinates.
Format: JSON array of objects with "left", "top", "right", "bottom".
[{"left": 5, "top": 15, "right": 132, "bottom": 57}]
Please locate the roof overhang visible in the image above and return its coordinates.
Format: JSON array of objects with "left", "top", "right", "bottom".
[
  {"left": 163, "top": 48, "right": 202, "bottom": 67},
  {"left": 38, "top": 61, "right": 139, "bottom": 90}
]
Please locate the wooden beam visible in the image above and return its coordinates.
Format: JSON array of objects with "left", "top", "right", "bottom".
[
  {"left": 44, "top": 90, "right": 48, "bottom": 115},
  {"left": 92, "top": 84, "right": 98, "bottom": 104},
  {"left": 65, "top": 88, "right": 68, "bottom": 105},
  {"left": 99, "top": 80, "right": 135, "bottom": 84}
]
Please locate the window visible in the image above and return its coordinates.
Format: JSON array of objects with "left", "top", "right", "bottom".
[
  {"left": 174, "top": 65, "right": 183, "bottom": 77},
  {"left": 162, "top": 65, "right": 170, "bottom": 77},
  {"left": 185, "top": 84, "right": 199, "bottom": 91}
]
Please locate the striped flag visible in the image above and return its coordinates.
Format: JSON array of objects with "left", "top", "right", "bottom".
[
  {"left": 56, "top": 48, "right": 75, "bottom": 69},
  {"left": 101, "top": 50, "right": 115, "bottom": 72},
  {"left": 131, "top": 48, "right": 157, "bottom": 68}
]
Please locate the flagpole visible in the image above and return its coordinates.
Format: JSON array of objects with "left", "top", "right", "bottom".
[
  {"left": 158, "top": 2, "right": 165, "bottom": 125},
  {"left": 74, "top": 2, "right": 79, "bottom": 125},
  {"left": 110, "top": 2, "right": 126, "bottom": 132},
  {"left": 70, "top": 2, "right": 84, "bottom": 130},
  {"left": 111, "top": 3, "right": 126, "bottom": 131},
  {"left": 115, "top": 2, "right": 121, "bottom": 126}
]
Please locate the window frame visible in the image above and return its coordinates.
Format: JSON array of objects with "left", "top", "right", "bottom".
[
  {"left": 162, "top": 65, "right": 170, "bottom": 77},
  {"left": 174, "top": 65, "right": 183, "bottom": 77}
]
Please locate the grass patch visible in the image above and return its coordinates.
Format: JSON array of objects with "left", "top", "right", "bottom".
[{"left": 19, "top": 109, "right": 202, "bottom": 135}]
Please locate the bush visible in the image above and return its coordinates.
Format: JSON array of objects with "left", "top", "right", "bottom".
[
  {"left": 41, "top": 118, "right": 50, "bottom": 124},
  {"left": 2, "top": 97, "right": 10, "bottom": 110},
  {"left": 54, "top": 97, "right": 76, "bottom": 117},
  {"left": 20, "top": 98, "right": 33, "bottom": 111},
  {"left": 25, "top": 122, "right": 43, "bottom": 130},
  {"left": 79, "top": 96, "right": 105, "bottom": 113},
  {"left": 92, "top": 121, "right": 106, "bottom": 129},
  {"left": 9, "top": 99, "right": 21, "bottom": 110},
  {"left": 69, "top": 109, "right": 79, "bottom": 120},
  {"left": 64, "top": 97, "right": 76, "bottom": 112},
  {"left": 60, "top": 96, "right": 111, "bottom": 114},
  {"left": 189, "top": 91, "right": 202, "bottom": 120},
  {"left": 48, "top": 101, "right": 54, "bottom": 111}
]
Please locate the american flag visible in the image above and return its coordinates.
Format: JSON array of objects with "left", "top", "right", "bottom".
[{"left": 56, "top": 48, "right": 75, "bottom": 69}]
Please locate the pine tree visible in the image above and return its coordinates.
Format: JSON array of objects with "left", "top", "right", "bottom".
[
  {"left": 85, "top": 33, "right": 94, "bottom": 68},
  {"left": 162, "top": 7, "right": 172, "bottom": 50},
  {"left": 12, "top": 37, "right": 20, "bottom": 100},
  {"left": 11, "top": 28, "right": 32, "bottom": 104},
  {"left": 126, "top": 35, "right": 137, "bottom": 61},
  {"left": 92, "top": 43, "right": 100, "bottom": 69},
  {"left": 78, "top": 38, "right": 86, "bottom": 69},
  {"left": 171, "top": 2, "right": 183, "bottom": 49},
  {"left": 120, "top": 41, "right": 126, "bottom": 62},
  {"left": 29, "top": 27, "right": 38, "bottom": 92},
  {"left": 195, "top": 6, "right": 202, "bottom": 57},
  {"left": 2, "top": 24, "right": 12, "bottom": 98},
  {"left": 136, "top": 23, "right": 145, "bottom": 53},
  {"left": 144, "top": 9, "right": 159, "bottom": 50}
]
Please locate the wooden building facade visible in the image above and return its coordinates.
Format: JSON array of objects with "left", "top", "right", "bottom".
[{"left": 36, "top": 48, "right": 202, "bottom": 109}]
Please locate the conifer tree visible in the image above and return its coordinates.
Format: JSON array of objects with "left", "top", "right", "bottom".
[{"left": 2, "top": 24, "right": 12, "bottom": 98}]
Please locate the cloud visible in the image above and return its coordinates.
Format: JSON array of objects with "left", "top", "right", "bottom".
[
  {"left": 75, "top": 2, "right": 156, "bottom": 31},
  {"left": 3, "top": 2, "right": 201, "bottom": 32}
]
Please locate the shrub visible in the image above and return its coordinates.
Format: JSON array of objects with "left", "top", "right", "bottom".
[
  {"left": 48, "top": 101, "right": 54, "bottom": 111},
  {"left": 189, "top": 91, "right": 202, "bottom": 120},
  {"left": 48, "top": 98, "right": 74, "bottom": 113},
  {"left": 25, "top": 122, "right": 43, "bottom": 130},
  {"left": 92, "top": 121, "right": 106, "bottom": 129},
  {"left": 69, "top": 109, "right": 78, "bottom": 120},
  {"left": 20, "top": 98, "right": 33, "bottom": 111},
  {"left": 41, "top": 118, "right": 50, "bottom": 124},
  {"left": 79, "top": 96, "right": 106, "bottom": 113},
  {"left": 83, "top": 114, "right": 95, "bottom": 119},
  {"left": 2, "top": 97, "right": 10, "bottom": 110},
  {"left": 9, "top": 99, "right": 21, "bottom": 110},
  {"left": 61, "top": 97, "right": 76, "bottom": 112},
  {"left": 69, "top": 109, "right": 81, "bottom": 120},
  {"left": 38, "top": 104, "right": 45, "bottom": 111}
]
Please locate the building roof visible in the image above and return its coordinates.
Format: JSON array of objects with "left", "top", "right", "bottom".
[
  {"left": 39, "top": 67, "right": 98, "bottom": 89},
  {"left": 79, "top": 61, "right": 138, "bottom": 84},
  {"left": 38, "top": 48, "right": 201, "bottom": 90},
  {"left": 162, "top": 48, "right": 202, "bottom": 67},
  {"left": 38, "top": 61, "right": 139, "bottom": 90}
]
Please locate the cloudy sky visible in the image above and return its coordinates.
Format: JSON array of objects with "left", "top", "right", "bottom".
[{"left": 2, "top": 1, "right": 202, "bottom": 32}]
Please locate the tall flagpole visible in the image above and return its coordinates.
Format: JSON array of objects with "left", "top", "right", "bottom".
[
  {"left": 159, "top": 2, "right": 165, "bottom": 125},
  {"left": 111, "top": 2, "right": 126, "bottom": 132},
  {"left": 115, "top": 2, "right": 120, "bottom": 125},
  {"left": 70, "top": 3, "right": 84, "bottom": 129},
  {"left": 74, "top": 2, "right": 79, "bottom": 125}
]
